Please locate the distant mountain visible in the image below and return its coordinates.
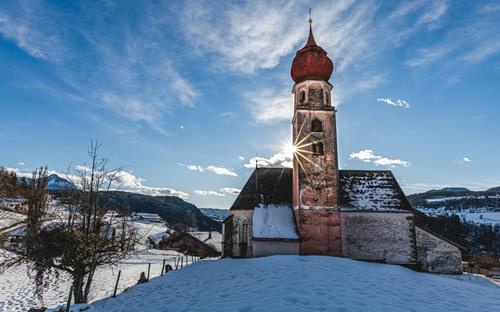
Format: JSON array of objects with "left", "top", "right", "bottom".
[
  {"left": 18, "top": 174, "right": 75, "bottom": 190},
  {"left": 438, "top": 187, "right": 471, "bottom": 193},
  {"left": 408, "top": 187, "right": 500, "bottom": 211},
  {"left": 486, "top": 187, "right": 500, "bottom": 193},
  {"left": 95, "top": 191, "right": 221, "bottom": 231},
  {"left": 200, "top": 208, "right": 230, "bottom": 222},
  {"left": 47, "top": 174, "right": 75, "bottom": 190}
]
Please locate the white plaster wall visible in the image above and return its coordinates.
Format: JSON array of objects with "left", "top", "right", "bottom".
[
  {"left": 341, "top": 212, "right": 416, "bottom": 264},
  {"left": 252, "top": 240, "right": 299, "bottom": 257},
  {"left": 415, "top": 226, "right": 462, "bottom": 274}
]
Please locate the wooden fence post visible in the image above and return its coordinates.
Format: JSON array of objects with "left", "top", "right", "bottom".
[
  {"left": 161, "top": 258, "right": 166, "bottom": 276},
  {"left": 147, "top": 263, "right": 151, "bottom": 281},
  {"left": 66, "top": 285, "right": 73, "bottom": 312},
  {"left": 113, "top": 270, "right": 121, "bottom": 297}
]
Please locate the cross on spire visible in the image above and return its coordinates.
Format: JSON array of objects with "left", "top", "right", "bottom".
[{"left": 308, "top": 8, "right": 312, "bottom": 25}]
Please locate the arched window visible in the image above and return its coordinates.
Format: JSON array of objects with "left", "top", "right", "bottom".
[
  {"left": 324, "top": 91, "right": 329, "bottom": 105},
  {"left": 299, "top": 91, "right": 305, "bottom": 105},
  {"left": 239, "top": 219, "right": 248, "bottom": 243},
  {"left": 311, "top": 119, "right": 323, "bottom": 132},
  {"left": 312, "top": 142, "right": 324, "bottom": 156}
]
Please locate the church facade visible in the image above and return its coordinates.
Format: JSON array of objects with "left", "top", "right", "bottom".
[{"left": 222, "top": 23, "right": 463, "bottom": 274}]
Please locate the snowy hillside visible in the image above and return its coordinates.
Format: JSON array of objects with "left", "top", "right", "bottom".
[{"left": 69, "top": 256, "right": 499, "bottom": 312}]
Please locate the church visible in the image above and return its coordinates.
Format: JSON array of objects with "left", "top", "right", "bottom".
[{"left": 222, "top": 21, "right": 463, "bottom": 274}]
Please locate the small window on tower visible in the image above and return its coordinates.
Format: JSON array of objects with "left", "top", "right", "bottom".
[
  {"left": 311, "top": 119, "right": 323, "bottom": 132},
  {"left": 324, "top": 91, "right": 329, "bottom": 105},
  {"left": 299, "top": 91, "right": 306, "bottom": 105},
  {"left": 312, "top": 142, "right": 324, "bottom": 156}
]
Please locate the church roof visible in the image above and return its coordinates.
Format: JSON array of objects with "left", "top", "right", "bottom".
[
  {"left": 231, "top": 168, "right": 413, "bottom": 212},
  {"left": 230, "top": 168, "right": 292, "bottom": 211},
  {"left": 339, "top": 170, "right": 413, "bottom": 212}
]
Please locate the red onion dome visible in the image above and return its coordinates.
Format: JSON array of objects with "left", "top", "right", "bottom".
[{"left": 291, "top": 25, "right": 333, "bottom": 83}]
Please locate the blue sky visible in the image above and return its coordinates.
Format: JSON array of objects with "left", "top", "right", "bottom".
[{"left": 1, "top": 0, "right": 500, "bottom": 209}]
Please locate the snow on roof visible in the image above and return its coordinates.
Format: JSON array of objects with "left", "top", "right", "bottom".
[
  {"left": 133, "top": 213, "right": 161, "bottom": 218},
  {"left": 188, "top": 231, "right": 222, "bottom": 252},
  {"left": 339, "top": 170, "right": 412, "bottom": 212},
  {"left": 252, "top": 204, "right": 299, "bottom": 240}
]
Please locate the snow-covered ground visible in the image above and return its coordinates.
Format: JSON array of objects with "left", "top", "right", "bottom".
[
  {"left": 0, "top": 209, "right": 25, "bottom": 229},
  {"left": 69, "top": 256, "right": 500, "bottom": 312},
  {"left": 419, "top": 208, "right": 500, "bottom": 227},
  {"left": 0, "top": 249, "right": 193, "bottom": 311},
  {"left": 188, "top": 231, "right": 222, "bottom": 252}
]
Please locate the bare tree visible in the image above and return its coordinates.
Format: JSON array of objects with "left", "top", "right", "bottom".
[{"left": 1, "top": 141, "right": 138, "bottom": 305}]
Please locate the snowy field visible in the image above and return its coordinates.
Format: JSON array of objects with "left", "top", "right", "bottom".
[
  {"left": 0, "top": 209, "right": 25, "bottom": 229},
  {"left": 0, "top": 249, "right": 193, "bottom": 311},
  {"left": 69, "top": 256, "right": 500, "bottom": 312},
  {"left": 419, "top": 208, "right": 500, "bottom": 227}
]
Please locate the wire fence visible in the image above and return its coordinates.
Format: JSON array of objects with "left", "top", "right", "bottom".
[{"left": 63, "top": 255, "right": 201, "bottom": 312}]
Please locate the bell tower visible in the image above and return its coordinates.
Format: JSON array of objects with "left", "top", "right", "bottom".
[{"left": 291, "top": 18, "right": 341, "bottom": 256}]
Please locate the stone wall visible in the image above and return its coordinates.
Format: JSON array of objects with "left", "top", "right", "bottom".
[
  {"left": 230, "top": 210, "right": 253, "bottom": 258},
  {"left": 415, "top": 226, "right": 462, "bottom": 274},
  {"left": 341, "top": 212, "right": 416, "bottom": 264},
  {"left": 252, "top": 240, "right": 299, "bottom": 257},
  {"left": 296, "top": 209, "right": 341, "bottom": 256}
]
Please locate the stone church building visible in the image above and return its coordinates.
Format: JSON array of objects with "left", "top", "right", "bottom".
[{"left": 222, "top": 23, "right": 463, "bottom": 274}]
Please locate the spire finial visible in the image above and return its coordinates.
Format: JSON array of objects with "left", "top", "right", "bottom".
[{"left": 305, "top": 8, "right": 317, "bottom": 47}]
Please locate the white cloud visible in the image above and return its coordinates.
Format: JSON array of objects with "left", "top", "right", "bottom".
[
  {"left": 244, "top": 88, "right": 293, "bottom": 123},
  {"left": 453, "top": 157, "right": 472, "bottom": 165},
  {"left": 17, "top": 162, "right": 25, "bottom": 166},
  {"left": 220, "top": 187, "right": 241, "bottom": 195},
  {"left": 194, "top": 190, "right": 225, "bottom": 197},
  {"left": 244, "top": 152, "right": 292, "bottom": 169},
  {"left": 180, "top": 163, "right": 238, "bottom": 176},
  {"left": 377, "top": 97, "right": 411, "bottom": 109},
  {"left": 238, "top": 156, "right": 245, "bottom": 161},
  {"left": 206, "top": 166, "right": 238, "bottom": 177},
  {"left": 349, "top": 149, "right": 411, "bottom": 167},
  {"left": 186, "top": 164, "right": 204, "bottom": 172},
  {"left": 4, "top": 165, "right": 188, "bottom": 199}
]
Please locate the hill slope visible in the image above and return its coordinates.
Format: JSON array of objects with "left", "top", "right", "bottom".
[
  {"left": 101, "top": 191, "right": 221, "bottom": 231},
  {"left": 73, "top": 256, "right": 499, "bottom": 312},
  {"left": 408, "top": 187, "right": 500, "bottom": 211}
]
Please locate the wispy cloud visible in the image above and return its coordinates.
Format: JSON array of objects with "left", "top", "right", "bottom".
[
  {"left": 244, "top": 152, "right": 292, "bottom": 169},
  {"left": 195, "top": 187, "right": 241, "bottom": 197},
  {"left": 349, "top": 150, "right": 411, "bottom": 167},
  {"left": 244, "top": 88, "right": 293, "bottom": 123},
  {"left": 377, "top": 97, "right": 411, "bottom": 109},
  {"left": 194, "top": 190, "right": 225, "bottom": 197},
  {"left": 0, "top": 2, "right": 197, "bottom": 134},
  {"left": 180, "top": 163, "right": 238, "bottom": 176},
  {"left": 453, "top": 157, "right": 472, "bottom": 165},
  {"left": 220, "top": 187, "right": 241, "bottom": 195},
  {"left": 407, "top": 3, "right": 500, "bottom": 68},
  {"left": 4, "top": 165, "right": 189, "bottom": 198}
]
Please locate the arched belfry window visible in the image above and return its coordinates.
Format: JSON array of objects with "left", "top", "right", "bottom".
[
  {"left": 312, "top": 142, "right": 324, "bottom": 156},
  {"left": 299, "top": 90, "right": 306, "bottom": 105},
  {"left": 311, "top": 119, "right": 323, "bottom": 132}
]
